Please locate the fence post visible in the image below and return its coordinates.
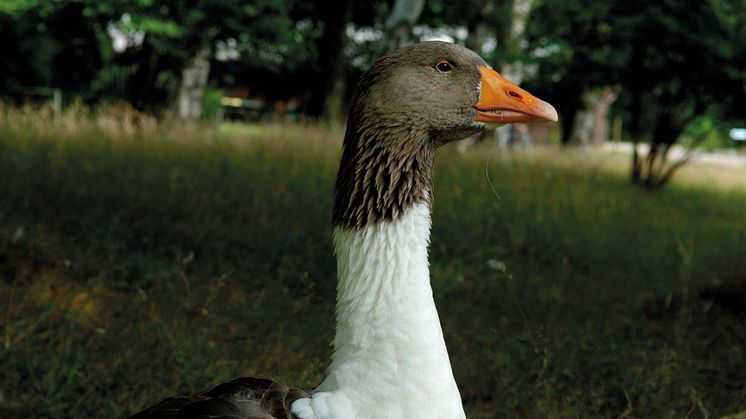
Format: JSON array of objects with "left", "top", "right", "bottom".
[
  {"left": 53, "top": 88, "right": 62, "bottom": 120},
  {"left": 613, "top": 115, "right": 622, "bottom": 142},
  {"left": 216, "top": 106, "right": 224, "bottom": 126}
]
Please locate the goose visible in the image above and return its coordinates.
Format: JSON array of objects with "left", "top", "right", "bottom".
[{"left": 130, "top": 41, "right": 557, "bottom": 419}]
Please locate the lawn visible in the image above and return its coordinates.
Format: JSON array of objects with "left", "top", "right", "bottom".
[{"left": 1, "top": 105, "right": 745, "bottom": 418}]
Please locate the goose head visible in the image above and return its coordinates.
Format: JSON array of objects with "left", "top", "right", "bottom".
[
  {"left": 347, "top": 41, "right": 558, "bottom": 146},
  {"left": 334, "top": 41, "right": 558, "bottom": 229}
]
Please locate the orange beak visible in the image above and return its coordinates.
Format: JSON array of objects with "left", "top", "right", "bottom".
[{"left": 474, "top": 66, "right": 558, "bottom": 124}]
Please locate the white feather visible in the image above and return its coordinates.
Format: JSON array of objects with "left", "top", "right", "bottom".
[{"left": 292, "top": 202, "right": 466, "bottom": 419}]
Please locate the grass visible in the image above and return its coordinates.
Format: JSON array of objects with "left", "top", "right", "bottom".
[{"left": 1, "top": 104, "right": 745, "bottom": 418}]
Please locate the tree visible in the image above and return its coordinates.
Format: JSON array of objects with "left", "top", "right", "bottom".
[
  {"left": 107, "top": 0, "right": 282, "bottom": 120},
  {"left": 525, "top": 0, "right": 623, "bottom": 144},
  {"left": 305, "top": 0, "right": 354, "bottom": 122},
  {"left": 527, "top": 0, "right": 746, "bottom": 189},
  {"left": 384, "top": 0, "right": 425, "bottom": 51},
  {"left": 0, "top": 1, "right": 110, "bottom": 98},
  {"left": 616, "top": 0, "right": 746, "bottom": 189},
  {"left": 497, "top": 0, "right": 534, "bottom": 84},
  {"left": 0, "top": 0, "right": 365, "bottom": 120}
]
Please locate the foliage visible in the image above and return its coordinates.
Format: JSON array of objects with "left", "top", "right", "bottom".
[
  {"left": 2, "top": 0, "right": 744, "bottom": 141},
  {"left": 103, "top": 0, "right": 308, "bottom": 111},
  {"left": 525, "top": 0, "right": 624, "bottom": 141},
  {"left": 0, "top": 1, "right": 107, "bottom": 95},
  {"left": 1, "top": 109, "right": 745, "bottom": 417},
  {"left": 680, "top": 114, "right": 734, "bottom": 150},
  {"left": 526, "top": 0, "right": 746, "bottom": 188},
  {"left": 420, "top": 0, "right": 513, "bottom": 61},
  {"left": 528, "top": 0, "right": 745, "bottom": 135},
  {"left": 0, "top": 0, "right": 315, "bottom": 111}
]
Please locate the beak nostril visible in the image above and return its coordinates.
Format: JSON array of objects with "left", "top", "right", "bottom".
[{"left": 507, "top": 90, "right": 523, "bottom": 100}]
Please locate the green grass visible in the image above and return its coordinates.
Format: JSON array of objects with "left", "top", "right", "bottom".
[{"left": 1, "top": 105, "right": 745, "bottom": 418}]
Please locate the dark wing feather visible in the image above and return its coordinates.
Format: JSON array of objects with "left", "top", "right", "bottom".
[{"left": 129, "top": 377, "right": 311, "bottom": 419}]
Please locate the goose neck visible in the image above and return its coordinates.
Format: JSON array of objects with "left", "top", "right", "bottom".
[{"left": 315, "top": 203, "right": 465, "bottom": 419}]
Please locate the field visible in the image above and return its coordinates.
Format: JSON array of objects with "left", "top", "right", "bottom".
[{"left": 1, "top": 105, "right": 745, "bottom": 418}]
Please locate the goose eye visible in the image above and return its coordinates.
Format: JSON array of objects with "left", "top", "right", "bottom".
[{"left": 435, "top": 61, "right": 453, "bottom": 73}]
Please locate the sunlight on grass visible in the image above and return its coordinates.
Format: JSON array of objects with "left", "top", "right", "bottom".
[{"left": 0, "top": 105, "right": 744, "bottom": 418}]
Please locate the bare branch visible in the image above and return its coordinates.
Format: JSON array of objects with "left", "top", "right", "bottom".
[{"left": 656, "top": 135, "right": 708, "bottom": 187}]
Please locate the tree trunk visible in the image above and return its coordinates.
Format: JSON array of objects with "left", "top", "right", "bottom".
[
  {"left": 556, "top": 81, "right": 583, "bottom": 145},
  {"left": 324, "top": 74, "right": 346, "bottom": 125},
  {"left": 306, "top": 0, "right": 353, "bottom": 121},
  {"left": 591, "top": 86, "right": 618, "bottom": 145},
  {"left": 384, "top": 0, "right": 425, "bottom": 52},
  {"left": 175, "top": 45, "right": 212, "bottom": 121},
  {"left": 629, "top": 43, "right": 644, "bottom": 184},
  {"left": 571, "top": 86, "right": 618, "bottom": 145},
  {"left": 632, "top": 112, "right": 687, "bottom": 190},
  {"left": 560, "top": 104, "right": 578, "bottom": 145},
  {"left": 122, "top": 36, "right": 167, "bottom": 113},
  {"left": 498, "top": 0, "right": 533, "bottom": 84},
  {"left": 465, "top": 1, "right": 494, "bottom": 53},
  {"left": 572, "top": 92, "right": 595, "bottom": 145}
]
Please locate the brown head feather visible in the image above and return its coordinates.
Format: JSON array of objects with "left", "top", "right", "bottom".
[{"left": 332, "top": 41, "right": 486, "bottom": 229}]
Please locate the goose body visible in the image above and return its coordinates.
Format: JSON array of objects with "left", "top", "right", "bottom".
[{"left": 130, "top": 41, "right": 557, "bottom": 419}]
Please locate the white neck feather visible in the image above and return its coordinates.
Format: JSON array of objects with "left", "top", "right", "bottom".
[{"left": 293, "top": 203, "right": 466, "bottom": 419}]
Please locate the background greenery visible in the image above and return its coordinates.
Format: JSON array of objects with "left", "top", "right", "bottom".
[
  {"left": 1, "top": 0, "right": 744, "bottom": 143},
  {"left": 0, "top": 106, "right": 744, "bottom": 418}
]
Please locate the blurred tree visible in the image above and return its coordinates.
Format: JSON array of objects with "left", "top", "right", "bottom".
[
  {"left": 210, "top": 0, "right": 323, "bottom": 104},
  {"left": 526, "top": 0, "right": 622, "bottom": 144},
  {"left": 105, "top": 0, "right": 293, "bottom": 119},
  {"left": 462, "top": 1, "right": 496, "bottom": 54},
  {"left": 0, "top": 1, "right": 108, "bottom": 98},
  {"left": 419, "top": 0, "right": 512, "bottom": 64},
  {"left": 2, "top": 0, "right": 742, "bottom": 146},
  {"left": 0, "top": 11, "right": 38, "bottom": 90},
  {"left": 617, "top": 0, "right": 746, "bottom": 189},
  {"left": 528, "top": 0, "right": 746, "bottom": 189},
  {"left": 305, "top": 0, "right": 354, "bottom": 122},
  {"left": 0, "top": 0, "right": 310, "bottom": 118},
  {"left": 384, "top": 0, "right": 425, "bottom": 51},
  {"left": 498, "top": 0, "right": 534, "bottom": 84}
]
